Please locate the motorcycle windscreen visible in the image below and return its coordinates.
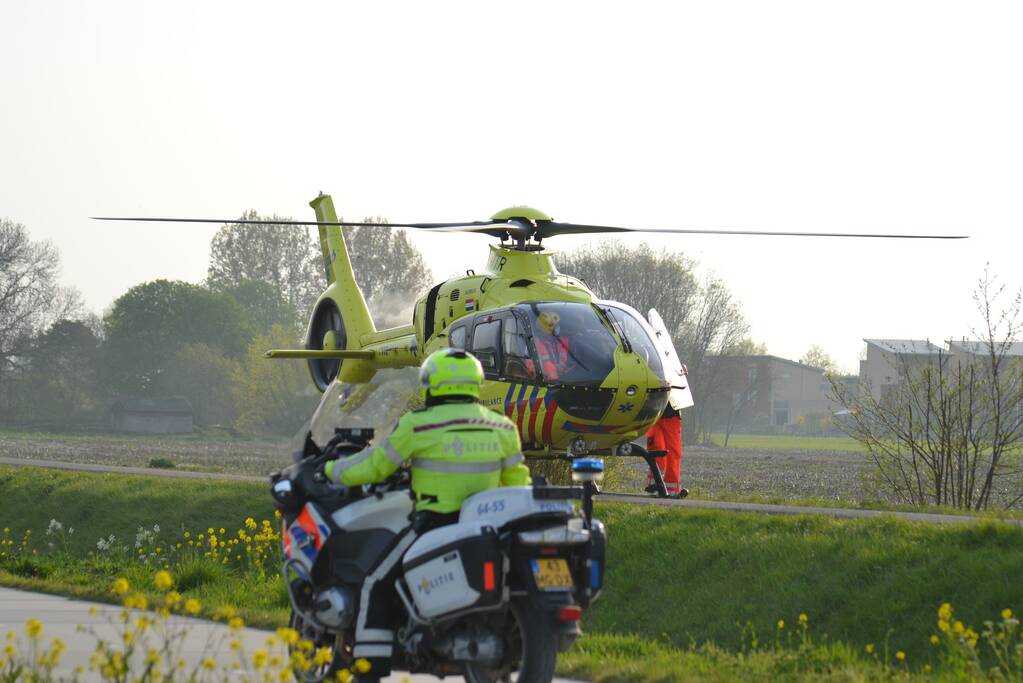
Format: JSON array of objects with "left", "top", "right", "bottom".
[
  {"left": 647, "top": 308, "right": 695, "bottom": 411},
  {"left": 296, "top": 366, "right": 421, "bottom": 451}
]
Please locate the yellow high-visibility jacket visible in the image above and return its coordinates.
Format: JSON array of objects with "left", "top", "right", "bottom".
[{"left": 328, "top": 402, "right": 531, "bottom": 513}]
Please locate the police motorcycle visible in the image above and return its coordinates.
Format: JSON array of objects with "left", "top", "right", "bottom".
[{"left": 269, "top": 369, "right": 607, "bottom": 682}]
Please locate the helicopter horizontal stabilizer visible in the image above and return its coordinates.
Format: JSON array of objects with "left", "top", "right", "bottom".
[{"left": 264, "top": 349, "right": 376, "bottom": 360}]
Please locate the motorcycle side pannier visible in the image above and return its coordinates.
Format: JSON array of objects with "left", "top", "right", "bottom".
[{"left": 402, "top": 523, "right": 504, "bottom": 619}]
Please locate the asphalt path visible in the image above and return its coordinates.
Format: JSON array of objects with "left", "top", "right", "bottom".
[
  {"left": 3, "top": 455, "right": 1019, "bottom": 526},
  {"left": 0, "top": 587, "right": 583, "bottom": 682}
]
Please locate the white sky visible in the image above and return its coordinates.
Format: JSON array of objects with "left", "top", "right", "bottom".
[{"left": 2, "top": 0, "right": 1021, "bottom": 374}]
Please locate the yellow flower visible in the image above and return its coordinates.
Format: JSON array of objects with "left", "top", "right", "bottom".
[
  {"left": 219, "top": 528, "right": 226, "bottom": 534},
  {"left": 298, "top": 638, "right": 315, "bottom": 653},
  {"left": 207, "top": 528, "right": 214, "bottom": 535},
  {"left": 938, "top": 603, "right": 953, "bottom": 621},
  {"left": 184, "top": 598, "right": 201, "bottom": 615},
  {"left": 953, "top": 620, "right": 965, "bottom": 635},
  {"left": 865, "top": 644, "right": 874, "bottom": 654},
  {"left": 25, "top": 618, "right": 43, "bottom": 639},
  {"left": 938, "top": 619, "right": 950, "bottom": 632},
  {"left": 153, "top": 570, "right": 173, "bottom": 591},
  {"left": 277, "top": 627, "right": 300, "bottom": 645},
  {"left": 123, "top": 631, "right": 135, "bottom": 645},
  {"left": 1002, "top": 608, "right": 1014, "bottom": 620},
  {"left": 354, "top": 658, "right": 372, "bottom": 674},
  {"left": 183, "top": 531, "right": 190, "bottom": 539},
  {"left": 112, "top": 577, "right": 130, "bottom": 595},
  {"left": 798, "top": 613, "right": 808, "bottom": 625},
  {"left": 895, "top": 651, "right": 905, "bottom": 661},
  {"left": 165, "top": 590, "right": 182, "bottom": 608},
  {"left": 124, "top": 594, "right": 148, "bottom": 610},
  {"left": 313, "top": 646, "right": 333, "bottom": 667},
  {"left": 147, "top": 649, "right": 162, "bottom": 665},
  {"left": 336, "top": 670, "right": 352, "bottom": 683},
  {"left": 252, "top": 649, "right": 269, "bottom": 669},
  {"left": 135, "top": 616, "right": 151, "bottom": 632},
  {"left": 228, "top": 616, "right": 245, "bottom": 630},
  {"left": 4, "top": 644, "right": 15, "bottom": 658},
  {"left": 202, "top": 657, "right": 216, "bottom": 670},
  {"left": 777, "top": 620, "right": 784, "bottom": 629},
  {"left": 930, "top": 635, "right": 940, "bottom": 645},
  {"left": 230, "top": 639, "right": 242, "bottom": 652}
]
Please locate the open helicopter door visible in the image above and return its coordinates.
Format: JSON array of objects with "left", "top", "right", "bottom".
[{"left": 647, "top": 309, "right": 694, "bottom": 411}]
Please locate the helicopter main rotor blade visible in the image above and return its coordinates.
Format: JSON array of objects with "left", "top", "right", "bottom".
[
  {"left": 541, "top": 222, "right": 968, "bottom": 240},
  {"left": 90, "top": 216, "right": 504, "bottom": 231},
  {"left": 90, "top": 216, "right": 968, "bottom": 240}
]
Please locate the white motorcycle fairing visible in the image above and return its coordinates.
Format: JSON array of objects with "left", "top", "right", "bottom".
[
  {"left": 459, "top": 487, "right": 575, "bottom": 528},
  {"left": 331, "top": 490, "right": 413, "bottom": 534}
]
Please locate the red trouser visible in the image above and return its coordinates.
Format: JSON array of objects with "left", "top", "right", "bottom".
[{"left": 646, "top": 415, "right": 683, "bottom": 494}]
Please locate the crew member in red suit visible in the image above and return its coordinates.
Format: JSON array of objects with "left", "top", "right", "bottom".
[
  {"left": 645, "top": 404, "right": 687, "bottom": 498},
  {"left": 533, "top": 311, "right": 573, "bottom": 380}
]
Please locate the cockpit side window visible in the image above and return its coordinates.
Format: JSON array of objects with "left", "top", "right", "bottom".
[
  {"left": 503, "top": 315, "right": 537, "bottom": 382},
  {"left": 448, "top": 324, "right": 467, "bottom": 350},
  {"left": 472, "top": 319, "right": 502, "bottom": 378}
]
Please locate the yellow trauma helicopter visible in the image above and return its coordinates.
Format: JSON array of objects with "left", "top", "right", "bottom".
[{"left": 95, "top": 196, "right": 964, "bottom": 483}]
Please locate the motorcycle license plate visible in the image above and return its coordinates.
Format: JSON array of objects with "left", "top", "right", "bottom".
[{"left": 530, "top": 558, "right": 573, "bottom": 591}]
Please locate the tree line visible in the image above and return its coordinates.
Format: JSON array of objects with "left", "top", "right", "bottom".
[
  {"left": 1, "top": 214, "right": 755, "bottom": 439},
  {"left": 0, "top": 215, "right": 432, "bottom": 435}
]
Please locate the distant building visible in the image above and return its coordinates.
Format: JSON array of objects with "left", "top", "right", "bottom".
[
  {"left": 946, "top": 340, "right": 1023, "bottom": 359},
  {"left": 111, "top": 397, "right": 193, "bottom": 434},
  {"left": 859, "top": 339, "right": 943, "bottom": 401},
  {"left": 703, "top": 355, "right": 832, "bottom": 430}
]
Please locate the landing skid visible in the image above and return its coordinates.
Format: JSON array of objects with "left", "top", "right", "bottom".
[{"left": 525, "top": 442, "right": 671, "bottom": 498}]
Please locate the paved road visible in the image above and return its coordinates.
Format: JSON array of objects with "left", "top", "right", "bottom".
[
  {"left": 0, "top": 587, "right": 583, "bottom": 682},
  {"left": 3, "top": 455, "right": 1019, "bottom": 526}
]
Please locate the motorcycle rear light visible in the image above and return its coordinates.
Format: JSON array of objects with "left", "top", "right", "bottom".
[
  {"left": 483, "top": 561, "right": 495, "bottom": 591},
  {"left": 517, "top": 519, "right": 591, "bottom": 546},
  {"left": 557, "top": 606, "right": 582, "bottom": 622}
]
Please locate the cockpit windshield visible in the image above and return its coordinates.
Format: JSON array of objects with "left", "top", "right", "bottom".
[
  {"left": 518, "top": 302, "right": 618, "bottom": 386},
  {"left": 601, "top": 303, "right": 665, "bottom": 378}
]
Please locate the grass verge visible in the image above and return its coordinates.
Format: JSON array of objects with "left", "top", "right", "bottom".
[
  {"left": 705, "top": 433, "right": 865, "bottom": 452},
  {"left": 2, "top": 466, "right": 1022, "bottom": 680}
]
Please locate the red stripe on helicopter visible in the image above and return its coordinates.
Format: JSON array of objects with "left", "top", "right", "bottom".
[
  {"left": 541, "top": 398, "right": 558, "bottom": 444},
  {"left": 527, "top": 387, "right": 543, "bottom": 444},
  {"left": 515, "top": 384, "right": 528, "bottom": 437}
]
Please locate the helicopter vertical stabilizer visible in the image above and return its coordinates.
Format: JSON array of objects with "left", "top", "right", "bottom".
[{"left": 306, "top": 194, "right": 377, "bottom": 385}]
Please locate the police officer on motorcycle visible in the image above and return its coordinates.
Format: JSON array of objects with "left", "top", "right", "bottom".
[{"left": 324, "top": 348, "right": 531, "bottom": 681}]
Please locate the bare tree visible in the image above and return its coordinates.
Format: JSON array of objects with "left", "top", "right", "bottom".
[
  {"left": 556, "top": 241, "right": 749, "bottom": 441},
  {"left": 207, "top": 211, "right": 322, "bottom": 312},
  {"left": 207, "top": 213, "right": 432, "bottom": 329},
  {"left": 801, "top": 344, "right": 840, "bottom": 376},
  {"left": 831, "top": 268, "right": 1023, "bottom": 510},
  {"left": 0, "top": 219, "right": 81, "bottom": 408},
  {"left": 342, "top": 218, "right": 433, "bottom": 327}
]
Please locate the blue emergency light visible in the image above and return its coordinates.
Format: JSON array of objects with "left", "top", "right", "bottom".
[{"left": 571, "top": 457, "right": 605, "bottom": 483}]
